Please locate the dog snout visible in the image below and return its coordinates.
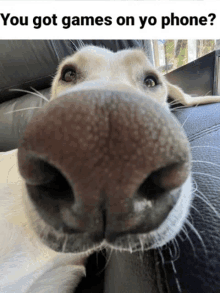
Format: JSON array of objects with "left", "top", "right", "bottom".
[{"left": 18, "top": 89, "right": 191, "bottom": 245}]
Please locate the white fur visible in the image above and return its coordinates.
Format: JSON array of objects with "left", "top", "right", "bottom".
[{"left": 0, "top": 150, "right": 86, "bottom": 292}]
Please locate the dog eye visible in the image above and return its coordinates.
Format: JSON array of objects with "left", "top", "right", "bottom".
[
  {"left": 144, "top": 76, "right": 158, "bottom": 88},
  {"left": 62, "top": 68, "right": 76, "bottom": 82}
]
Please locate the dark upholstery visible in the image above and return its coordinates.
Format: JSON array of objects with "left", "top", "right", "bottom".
[
  {"left": 105, "top": 103, "right": 220, "bottom": 293},
  {"left": 0, "top": 40, "right": 219, "bottom": 293}
]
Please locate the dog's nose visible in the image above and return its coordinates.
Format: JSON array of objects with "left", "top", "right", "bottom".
[{"left": 18, "top": 89, "right": 191, "bottom": 243}]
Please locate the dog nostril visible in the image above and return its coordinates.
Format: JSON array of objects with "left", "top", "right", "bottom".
[
  {"left": 137, "top": 171, "right": 166, "bottom": 200},
  {"left": 21, "top": 157, "right": 74, "bottom": 202},
  {"left": 37, "top": 169, "right": 73, "bottom": 201},
  {"left": 137, "top": 162, "right": 189, "bottom": 200}
]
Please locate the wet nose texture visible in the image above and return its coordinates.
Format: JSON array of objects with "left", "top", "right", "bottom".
[{"left": 18, "top": 89, "right": 191, "bottom": 243}]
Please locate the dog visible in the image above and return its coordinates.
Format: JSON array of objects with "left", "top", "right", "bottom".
[{"left": 1, "top": 45, "right": 220, "bottom": 292}]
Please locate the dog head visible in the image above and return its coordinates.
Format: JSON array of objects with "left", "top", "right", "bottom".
[{"left": 18, "top": 46, "right": 192, "bottom": 254}]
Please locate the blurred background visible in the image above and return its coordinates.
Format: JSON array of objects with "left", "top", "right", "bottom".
[{"left": 143, "top": 39, "right": 219, "bottom": 73}]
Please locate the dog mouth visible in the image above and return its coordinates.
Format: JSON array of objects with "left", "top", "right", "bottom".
[
  {"left": 24, "top": 171, "right": 192, "bottom": 254},
  {"left": 18, "top": 89, "right": 192, "bottom": 253},
  {"left": 24, "top": 169, "right": 192, "bottom": 254}
]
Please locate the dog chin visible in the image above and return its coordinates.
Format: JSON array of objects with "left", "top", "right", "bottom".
[{"left": 23, "top": 174, "right": 192, "bottom": 254}]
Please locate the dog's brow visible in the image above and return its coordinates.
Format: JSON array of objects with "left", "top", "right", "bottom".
[
  {"left": 59, "top": 55, "right": 88, "bottom": 73},
  {"left": 118, "top": 50, "right": 148, "bottom": 66},
  {"left": 70, "top": 51, "right": 109, "bottom": 69}
]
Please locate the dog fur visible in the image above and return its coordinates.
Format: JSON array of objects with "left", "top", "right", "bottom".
[{"left": 1, "top": 45, "right": 220, "bottom": 292}]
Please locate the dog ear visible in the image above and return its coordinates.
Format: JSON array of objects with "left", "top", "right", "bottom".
[{"left": 166, "top": 81, "right": 220, "bottom": 106}]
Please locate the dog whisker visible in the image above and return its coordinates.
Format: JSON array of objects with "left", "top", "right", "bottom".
[
  {"left": 176, "top": 232, "right": 185, "bottom": 242},
  {"left": 185, "top": 219, "right": 208, "bottom": 258},
  {"left": 9, "top": 88, "right": 49, "bottom": 102},
  {"left": 168, "top": 100, "right": 177, "bottom": 105},
  {"left": 158, "top": 247, "right": 165, "bottom": 266},
  {"left": 181, "top": 104, "right": 199, "bottom": 128},
  {"left": 168, "top": 100, "right": 181, "bottom": 106},
  {"left": 139, "top": 235, "right": 145, "bottom": 252},
  {"left": 68, "top": 41, "right": 79, "bottom": 52},
  {"left": 170, "top": 105, "right": 188, "bottom": 111},
  {"left": 30, "top": 86, "right": 50, "bottom": 103},
  {"left": 178, "top": 226, "right": 188, "bottom": 242},
  {"left": 95, "top": 247, "right": 113, "bottom": 276},
  {"left": 190, "top": 203, "right": 204, "bottom": 219},
  {"left": 191, "top": 145, "right": 220, "bottom": 151},
  {"left": 194, "top": 189, "right": 220, "bottom": 218},
  {"left": 137, "top": 250, "right": 144, "bottom": 265},
  {"left": 77, "top": 40, "right": 85, "bottom": 50},
  {"left": 62, "top": 234, "right": 68, "bottom": 253},
  {"left": 4, "top": 107, "right": 42, "bottom": 115},
  {"left": 171, "top": 262, "right": 182, "bottom": 292},
  {"left": 192, "top": 171, "right": 220, "bottom": 182},
  {"left": 168, "top": 244, "right": 182, "bottom": 293},
  {"left": 204, "top": 90, "right": 212, "bottom": 96},
  {"left": 6, "top": 163, "right": 16, "bottom": 184},
  {"left": 179, "top": 224, "right": 196, "bottom": 258},
  {"left": 192, "top": 160, "right": 220, "bottom": 168},
  {"left": 69, "top": 40, "right": 85, "bottom": 52},
  {"left": 172, "top": 238, "right": 180, "bottom": 262},
  {"left": 127, "top": 239, "right": 132, "bottom": 253},
  {"left": 187, "top": 212, "right": 195, "bottom": 227}
]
